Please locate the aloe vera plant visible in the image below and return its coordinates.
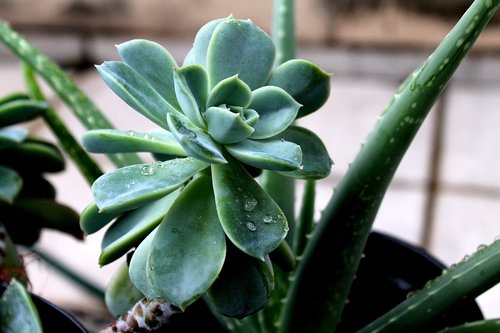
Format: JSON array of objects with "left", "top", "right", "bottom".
[{"left": 1, "top": 0, "right": 500, "bottom": 332}]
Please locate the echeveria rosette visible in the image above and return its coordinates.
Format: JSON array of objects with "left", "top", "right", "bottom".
[{"left": 81, "top": 16, "right": 332, "bottom": 316}]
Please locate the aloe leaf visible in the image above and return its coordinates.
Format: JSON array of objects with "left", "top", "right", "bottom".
[
  {"left": 436, "top": 320, "right": 500, "bottom": 333},
  {"left": 117, "top": 39, "right": 180, "bottom": 109},
  {"left": 249, "top": 86, "right": 300, "bottom": 139},
  {"left": 207, "top": 75, "right": 252, "bottom": 108},
  {"left": 0, "top": 92, "right": 30, "bottom": 105},
  {"left": 83, "top": 129, "right": 186, "bottom": 156},
  {"left": 211, "top": 156, "right": 288, "bottom": 260},
  {"left": 105, "top": 261, "right": 144, "bottom": 317},
  {"left": 206, "top": 106, "right": 255, "bottom": 144},
  {"left": 129, "top": 227, "right": 158, "bottom": 298},
  {"left": 183, "top": 18, "right": 225, "bottom": 67},
  {"left": 280, "top": 1, "right": 500, "bottom": 332},
  {"left": 268, "top": 59, "right": 331, "bottom": 118},
  {"left": 0, "top": 128, "right": 27, "bottom": 150},
  {"left": 0, "top": 279, "right": 42, "bottom": 333},
  {"left": 207, "top": 18, "right": 275, "bottom": 89},
  {"left": 205, "top": 246, "right": 274, "bottom": 319},
  {"left": 92, "top": 157, "right": 209, "bottom": 214},
  {"left": 276, "top": 126, "right": 332, "bottom": 179},
  {"left": 99, "top": 190, "right": 179, "bottom": 266},
  {"left": 173, "top": 65, "right": 208, "bottom": 128},
  {"left": 96, "top": 61, "right": 178, "bottom": 129},
  {"left": 80, "top": 202, "right": 119, "bottom": 235},
  {"left": 167, "top": 112, "right": 226, "bottom": 164},
  {"left": 147, "top": 175, "right": 226, "bottom": 310},
  {"left": 0, "top": 166, "right": 22, "bottom": 204},
  {"left": 226, "top": 138, "right": 302, "bottom": 171},
  {"left": 0, "top": 99, "right": 47, "bottom": 127},
  {"left": 0, "top": 139, "right": 65, "bottom": 173}
]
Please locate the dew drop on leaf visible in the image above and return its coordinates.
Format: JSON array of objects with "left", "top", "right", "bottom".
[
  {"left": 141, "top": 165, "right": 155, "bottom": 176},
  {"left": 246, "top": 221, "right": 257, "bottom": 231},
  {"left": 263, "top": 214, "right": 273, "bottom": 223},
  {"left": 243, "top": 197, "right": 258, "bottom": 211}
]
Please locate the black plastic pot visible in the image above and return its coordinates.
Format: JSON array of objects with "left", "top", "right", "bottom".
[
  {"left": 0, "top": 283, "right": 89, "bottom": 333},
  {"left": 337, "top": 231, "right": 484, "bottom": 333}
]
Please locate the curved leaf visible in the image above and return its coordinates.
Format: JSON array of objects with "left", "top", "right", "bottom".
[
  {"left": 205, "top": 247, "right": 274, "bottom": 319},
  {"left": 207, "top": 18, "right": 275, "bottom": 90},
  {"left": 147, "top": 175, "right": 226, "bottom": 310},
  {"left": 268, "top": 59, "right": 331, "bottom": 118},
  {"left": 83, "top": 129, "right": 186, "bottom": 157},
  {"left": 105, "top": 260, "right": 144, "bottom": 317},
  {"left": 99, "top": 190, "right": 179, "bottom": 266},
  {"left": 0, "top": 279, "right": 42, "bottom": 333},
  {"left": 129, "top": 227, "right": 158, "bottom": 298},
  {"left": 207, "top": 75, "right": 252, "bottom": 108},
  {"left": 0, "top": 166, "right": 22, "bottom": 204},
  {"left": 249, "top": 86, "right": 300, "bottom": 139},
  {"left": 211, "top": 156, "right": 288, "bottom": 260},
  {"left": 117, "top": 39, "right": 180, "bottom": 109},
  {"left": 206, "top": 106, "right": 254, "bottom": 144},
  {"left": 80, "top": 202, "right": 119, "bottom": 235},
  {"left": 0, "top": 99, "right": 47, "bottom": 128},
  {"left": 0, "top": 92, "right": 30, "bottom": 106},
  {"left": 96, "top": 61, "right": 178, "bottom": 129},
  {"left": 0, "top": 128, "right": 27, "bottom": 149},
  {"left": 167, "top": 112, "right": 226, "bottom": 164},
  {"left": 173, "top": 65, "right": 207, "bottom": 127},
  {"left": 277, "top": 126, "right": 333, "bottom": 179},
  {"left": 226, "top": 138, "right": 302, "bottom": 171},
  {"left": 0, "top": 139, "right": 65, "bottom": 173},
  {"left": 183, "top": 18, "right": 225, "bottom": 67},
  {"left": 92, "top": 157, "right": 209, "bottom": 214}
]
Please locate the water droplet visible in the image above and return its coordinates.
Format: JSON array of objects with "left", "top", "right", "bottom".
[
  {"left": 141, "top": 165, "right": 155, "bottom": 176},
  {"left": 126, "top": 179, "right": 136, "bottom": 188},
  {"left": 144, "top": 133, "right": 151, "bottom": 140},
  {"left": 246, "top": 221, "right": 257, "bottom": 231},
  {"left": 299, "top": 164, "right": 304, "bottom": 170},
  {"left": 156, "top": 161, "right": 165, "bottom": 168},
  {"left": 263, "top": 214, "right": 273, "bottom": 223},
  {"left": 128, "top": 130, "right": 136, "bottom": 136},
  {"left": 243, "top": 198, "right": 258, "bottom": 211},
  {"left": 477, "top": 244, "right": 487, "bottom": 251}
]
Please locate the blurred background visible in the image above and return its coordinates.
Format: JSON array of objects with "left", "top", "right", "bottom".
[{"left": 1, "top": 0, "right": 500, "bottom": 330}]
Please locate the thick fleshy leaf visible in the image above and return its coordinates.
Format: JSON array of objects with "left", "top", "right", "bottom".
[
  {"left": 0, "top": 139, "right": 65, "bottom": 173},
  {"left": 92, "top": 157, "right": 209, "bottom": 214},
  {"left": 205, "top": 246, "right": 274, "bottom": 319},
  {"left": 80, "top": 202, "right": 119, "bottom": 235},
  {"left": 83, "top": 129, "right": 186, "bottom": 156},
  {"left": 207, "top": 18, "right": 275, "bottom": 90},
  {"left": 183, "top": 18, "right": 225, "bottom": 67},
  {"left": 167, "top": 112, "right": 226, "bottom": 164},
  {"left": 249, "top": 86, "right": 300, "bottom": 139},
  {"left": 117, "top": 39, "right": 180, "bottom": 109},
  {"left": 105, "top": 261, "right": 144, "bottom": 317},
  {"left": 207, "top": 75, "right": 252, "bottom": 108},
  {"left": 99, "top": 190, "right": 179, "bottom": 266},
  {"left": 129, "top": 227, "right": 158, "bottom": 298},
  {"left": 268, "top": 59, "right": 331, "bottom": 118},
  {"left": 276, "top": 126, "right": 333, "bottom": 179},
  {"left": 96, "top": 61, "right": 178, "bottom": 129},
  {"left": 173, "top": 65, "right": 207, "bottom": 127},
  {"left": 0, "top": 166, "right": 22, "bottom": 204},
  {"left": 226, "top": 138, "right": 302, "bottom": 171},
  {"left": 206, "top": 106, "right": 254, "bottom": 144},
  {"left": 0, "top": 279, "right": 42, "bottom": 333},
  {"left": 0, "top": 92, "right": 30, "bottom": 106},
  {"left": 211, "top": 156, "right": 288, "bottom": 259},
  {"left": 0, "top": 99, "right": 47, "bottom": 128},
  {"left": 0, "top": 128, "right": 28, "bottom": 149},
  {"left": 147, "top": 175, "right": 226, "bottom": 310}
]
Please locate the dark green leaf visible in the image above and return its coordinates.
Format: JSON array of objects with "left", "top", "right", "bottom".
[
  {"left": 0, "top": 139, "right": 65, "bottom": 173},
  {"left": 0, "top": 92, "right": 30, "bottom": 106},
  {"left": 0, "top": 128, "right": 27, "bottom": 150},
  {"left": 0, "top": 99, "right": 47, "bottom": 128}
]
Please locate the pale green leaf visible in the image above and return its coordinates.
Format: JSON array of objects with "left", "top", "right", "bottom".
[
  {"left": 206, "top": 106, "right": 254, "bottom": 144},
  {"left": 105, "top": 261, "right": 144, "bottom": 317},
  {"left": 207, "top": 75, "right": 252, "bottom": 108},
  {"left": 183, "top": 18, "right": 225, "bottom": 67},
  {"left": 0, "top": 279, "right": 42, "bottom": 333},
  {"left": 0, "top": 128, "right": 27, "bottom": 150},
  {"left": 129, "top": 227, "right": 158, "bottom": 298},
  {"left": 0, "top": 166, "right": 22, "bottom": 204},
  {"left": 80, "top": 202, "right": 119, "bottom": 235},
  {"left": 173, "top": 65, "right": 207, "bottom": 128}
]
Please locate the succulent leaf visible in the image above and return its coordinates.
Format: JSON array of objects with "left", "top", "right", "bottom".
[
  {"left": 249, "top": 86, "right": 301, "bottom": 139},
  {"left": 80, "top": 202, "right": 119, "bottom": 235},
  {"left": 105, "top": 261, "right": 144, "bottom": 317},
  {"left": 211, "top": 156, "right": 288, "bottom": 260},
  {"left": 117, "top": 39, "right": 180, "bottom": 110},
  {"left": 167, "top": 111, "right": 226, "bottom": 164},
  {"left": 96, "top": 61, "right": 178, "bottom": 129},
  {"left": 183, "top": 18, "right": 226, "bottom": 67},
  {"left": 226, "top": 138, "right": 302, "bottom": 171},
  {"left": 173, "top": 65, "right": 208, "bottom": 128},
  {"left": 0, "top": 166, "right": 22, "bottom": 204},
  {"left": 82, "top": 129, "right": 186, "bottom": 156},
  {"left": 0, "top": 99, "right": 47, "bottom": 128},
  {"left": 0, "top": 139, "right": 65, "bottom": 173},
  {"left": 129, "top": 227, "right": 159, "bottom": 298},
  {"left": 0, "top": 279, "right": 42, "bottom": 333},
  {"left": 268, "top": 59, "right": 331, "bottom": 118},
  {"left": 207, "top": 75, "right": 252, "bottom": 108},
  {"left": 92, "top": 157, "right": 209, "bottom": 214},
  {"left": 0, "top": 128, "right": 28, "bottom": 150},
  {"left": 147, "top": 175, "right": 226, "bottom": 310},
  {"left": 207, "top": 18, "right": 275, "bottom": 90},
  {"left": 206, "top": 106, "right": 255, "bottom": 144}
]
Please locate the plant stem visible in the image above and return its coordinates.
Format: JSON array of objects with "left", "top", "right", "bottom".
[
  {"left": 0, "top": 21, "right": 142, "bottom": 168},
  {"left": 279, "top": 1, "right": 500, "bottom": 332},
  {"left": 272, "top": 0, "right": 295, "bottom": 66},
  {"left": 22, "top": 64, "right": 103, "bottom": 186}
]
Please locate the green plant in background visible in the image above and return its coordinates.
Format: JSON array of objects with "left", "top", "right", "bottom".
[{"left": 0, "top": 0, "right": 500, "bottom": 332}]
